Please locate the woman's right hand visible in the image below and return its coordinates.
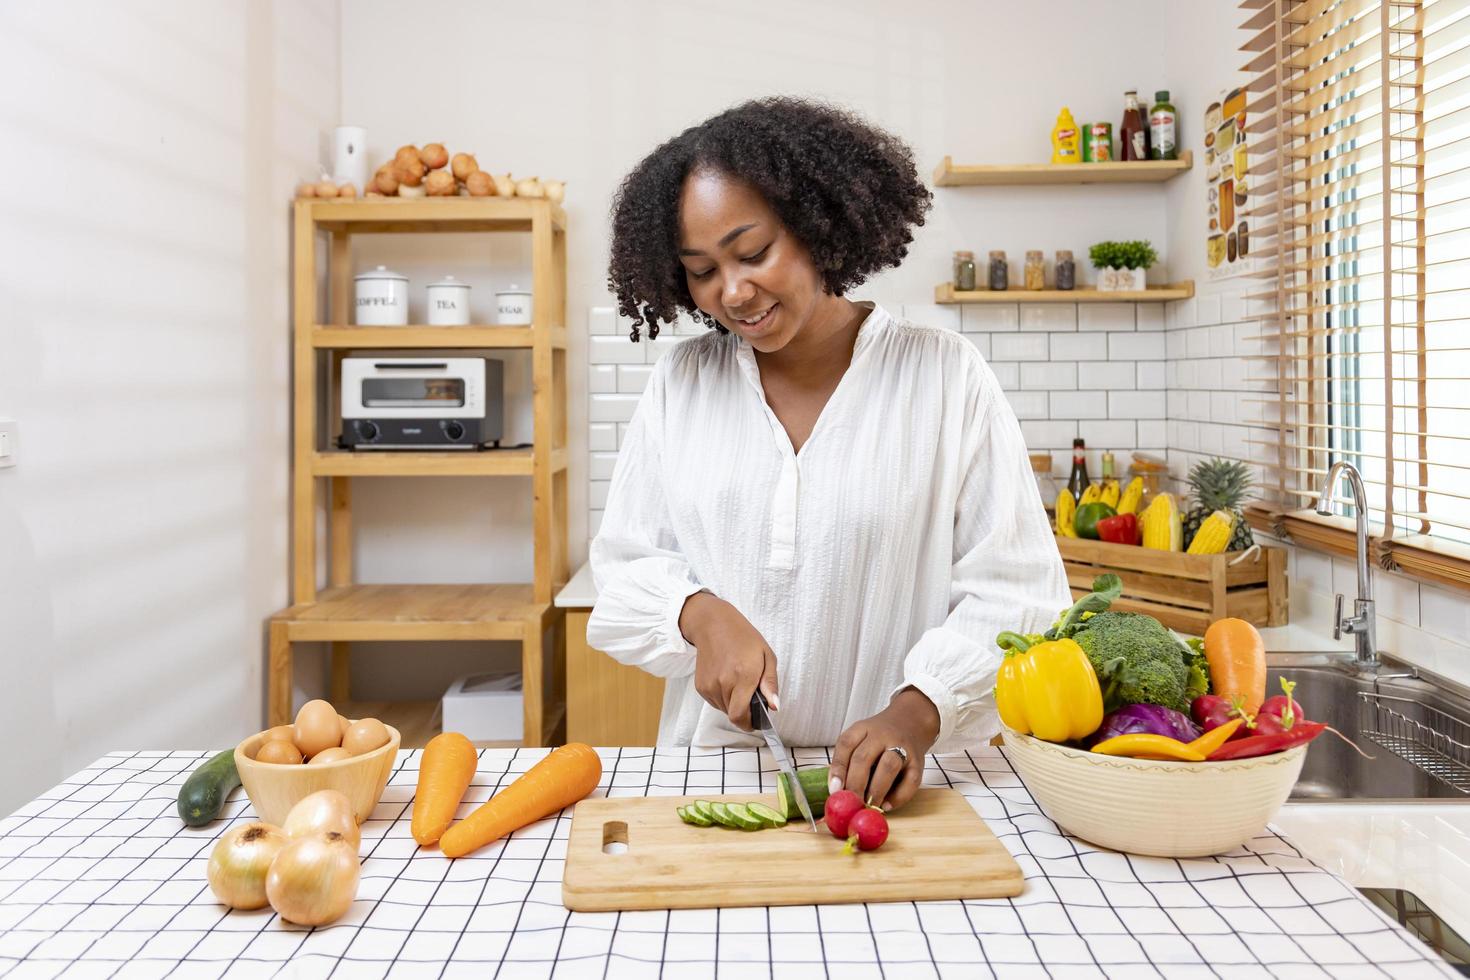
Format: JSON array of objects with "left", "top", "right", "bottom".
[{"left": 679, "top": 591, "right": 779, "bottom": 731}]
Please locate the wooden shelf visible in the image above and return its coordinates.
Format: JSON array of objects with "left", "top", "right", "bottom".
[
  {"left": 313, "top": 325, "right": 568, "bottom": 350},
  {"left": 302, "top": 196, "right": 567, "bottom": 233},
  {"left": 934, "top": 281, "right": 1195, "bottom": 304},
  {"left": 933, "top": 151, "right": 1193, "bottom": 187},
  {"left": 310, "top": 447, "right": 567, "bottom": 477},
  {"left": 338, "top": 700, "right": 562, "bottom": 750},
  {"left": 272, "top": 584, "right": 550, "bottom": 642}
]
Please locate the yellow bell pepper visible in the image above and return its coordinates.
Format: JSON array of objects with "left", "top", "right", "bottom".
[{"left": 994, "top": 634, "right": 1104, "bottom": 743}]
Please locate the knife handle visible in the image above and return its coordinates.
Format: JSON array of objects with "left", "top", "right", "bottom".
[{"left": 749, "top": 691, "right": 769, "bottom": 730}]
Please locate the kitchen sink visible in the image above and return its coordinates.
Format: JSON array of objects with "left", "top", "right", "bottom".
[{"left": 1267, "top": 652, "right": 1470, "bottom": 801}]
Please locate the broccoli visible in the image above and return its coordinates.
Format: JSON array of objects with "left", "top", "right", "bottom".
[
  {"left": 1181, "top": 635, "right": 1211, "bottom": 703},
  {"left": 1071, "top": 611, "right": 1193, "bottom": 714}
]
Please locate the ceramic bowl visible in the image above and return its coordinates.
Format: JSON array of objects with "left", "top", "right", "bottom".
[
  {"left": 1001, "top": 729, "right": 1306, "bottom": 857},
  {"left": 234, "top": 726, "right": 400, "bottom": 826}
]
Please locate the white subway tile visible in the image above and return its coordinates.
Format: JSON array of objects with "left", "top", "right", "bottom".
[
  {"left": 1136, "top": 362, "right": 1166, "bottom": 389},
  {"left": 1020, "top": 304, "right": 1077, "bottom": 332},
  {"left": 1379, "top": 569, "right": 1422, "bottom": 627},
  {"left": 1221, "top": 423, "right": 1248, "bottom": 459},
  {"left": 589, "top": 363, "right": 616, "bottom": 394},
  {"left": 1187, "top": 327, "right": 1211, "bottom": 359},
  {"left": 1221, "top": 357, "right": 1246, "bottom": 391},
  {"left": 589, "top": 509, "right": 604, "bottom": 538},
  {"left": 1175, "top": 297, "right": 1198, "bottom": 329},
  {"left": 591, "top": 334, "right": 646, "bottom": 365},
  {"left": 1421, "top": 583, "right": 1470, "bottom": 641},
  {"left": 1021, "top": 361, "right": 1076, "bottom": 390},
  {"left": 965, "top": 334, "right": 991, "bottom": 360},
  {"left": 1049, "top": 390, "right": 1109, "bottom": 419},
  {"left": 1136, "top": 305, "right": 1165, "bottom": 330},
  {"left": 1137, "top": 420, "right": 1167, "bottom": 447},
  {"left": 589, "top": 451, "right": 619, "bottom": 481},
  {"left": 1176, "top": 359, "right": 1199, "bottom": 389},
  {"left": 1188, "top": 390, "right": 1210, "bottom": 421},
  {"left": 1196, "top": 293, "right": 1222, "bottom": 327},
  {"left": 1221, "top": 291, "right": 1245, "bottom": 325},
  {"left": 645, "top": 335, "right": 689, "bottom": 364},
  {"left": 1210, "top": 324, "right": 1234, "bottom": 358},
  {"left": 1175, "top": 420, "right": 1198, "bottom": 450},
  {"left": 1166, "top": 330, "right": 1186, "bottom": 360},
  {"left": 990, "top": 361, "right": 1020, "bottom": 389},
  {"left": 1296, "top": 549, "right": 1334, "bottom": 594},
  {"left": 1004, "top": 390, "right": 1050, "bottom": 419},
  {"left": 1108, "top": 332, "right": 1166, "bottom": 361},
  {"left": 903, "top": 303, "right": 961, "bottom": 331},
  {"left": 1078, "top": 305, "right": 1136, "bottom": 332},
  {"left": 1165, "top": 302, "right": 1178, "bottom": 330},
  {"left": 588, "top": 306, "right": 618, "bottom": 335},
  {"left": 589, "top": 480, "right": 611, "bottom": 510},
  {"left": 1055, "top": 332, "right": 1108, "bottom": 362},
  {"left": 1210, "top": 391, "right": 1237, "bottom": 424},
  {"left": 1078, "top": 419, "right": 1137, "bottom": 449},
  {"left": 1085, "top": 361, "right": 1136, "bottom": 390},
  {"left": 618, "top": 364, "right": 653, "bottom": 393},
  {"left": 963, "top": 304, "right": 1019, "bottom": 332},
  {"left": 1108, "top": 390, "right": 1167, "bottom": 419},
  {"left": 591, "top": 393, "right": 641, "bottom": 423},
  {"left": 1199, "top": 359, "right": 1224, "bottom": 391},
  {"left": 1200, "top": 422, "right": 1224, "bottom": 455},
  {"left": 1168, "top": 390, "right": 1187, "bottom": 418},
  {"left": 992, "top": 333, "right": 1050, "bottom": 361},
  {"left": 616, "top": 422, "right": 632, "bottom": 448},
  {"left": 1020, "top": 419, "right": 1079, "bottom": 449},
  {"left": 589, "top": 423, "right": 617, "bottom": 452}
]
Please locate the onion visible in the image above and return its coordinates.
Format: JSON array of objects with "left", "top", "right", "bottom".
[
  {"left": 266, "top": 832, "right": 360, "bottom": 926},
  {"left": 491, "top": 173, "right": 515, "bottom": 197},
  {"left": 514, "top": 176, "right": 544, "bottom": 199},
  {"left": 294, "top": 181, "right": 316, "bottom": 199},
  {"left": 543, "top": 179, "right": 565, "bottom": 204},
  {"left": 314, "top": 179, "right": 339, "bottom": 198},
  {"left": 207, "top": 822, "right": 287, "bottom": 910},
  {"left": 337, "top": 182, "right": 358, "bottom": 199},
  {"left": 394, "top": 163, "right": 423, "bottom": 188},
  {"left": 451, "top": 152, "right": 479, "bottom": 181},
  {"left": 419, "top": 142, "right": 448, "bottom": 169},
  {"left": 282, "top": 789, "right": 360, "bottom": 850},
  {"left": 373, "top": 169, "right": 399, "bottom": 195},
  {"left": 465, "top": 171, "right": 493, "bottom": 196},
  {"left": 397, "top": 183, "right": 426, "bottom": 198},
  {"left": 425, "top": 170, "right": 455, "bottom": 196}
]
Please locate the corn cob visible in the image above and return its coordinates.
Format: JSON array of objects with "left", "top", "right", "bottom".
[
  {"left": 1185, "top": 509, "right": 1237, "bottom": 554},
  {"left": 1140, "top": 492, "right": 1183, "bottom": 551},
  {"left": 1116, "top": 477, "right": 1144, "bottom": 516},
  {"left": 1055, "top": 488, "right": 1078, "bottom": 537},
  {"left": 1099, "top": 479, "right": 1120, "bottom": 509},
  {"left": 1078, "top": 483, "right": 1101, "bottom": 506}
]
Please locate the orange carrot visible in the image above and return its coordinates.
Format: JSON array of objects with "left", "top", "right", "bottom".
[
  {"left": 440, "top": 743, "right": 602, "bottom": 858},
  {"left": 1203, "top": 618, "right": 1267, "bottom": 714},
  {"left": 411, "top": 732, "right": 479, "bottom": 847}
]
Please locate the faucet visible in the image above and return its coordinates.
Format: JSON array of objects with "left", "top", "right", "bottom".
[{"left": 1315, "top": 460, "right": 1379, "bottom": 667}]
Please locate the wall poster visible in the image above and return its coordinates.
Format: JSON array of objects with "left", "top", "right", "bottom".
[{"left": 1205, "top": 86, "right": 1251, "bottom": 280}]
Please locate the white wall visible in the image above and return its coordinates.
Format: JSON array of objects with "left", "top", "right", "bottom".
[{"left": 0, "top": 0, "right": 340, "bottom": 814}]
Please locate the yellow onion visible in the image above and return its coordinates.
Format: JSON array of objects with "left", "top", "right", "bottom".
[
  {"left": 398, "top": 183, "right": 426, "bottom": 198},
  {"left": 451, "top": 152, "right": 479, "bottom": 181},
  {"left": 282, "top": 789, "right": 360, "bottom": 850},
  {"left": 465, "top": 171, "right": 493, "bottom": 196},
  {"left": 425, "top": 170, "right": 455, "bottom": 197},
  {"left": 419, "top": 142, "right": 449, "bottom": 170},
  {"left": 543, "top": 179, "right": 565, "bottom": 204},
  {"left": 207, "top": 822, "right": 288, "bottom": 910},
  {"left": 266, "top": 832, "right": 360, "bottom": 926}
]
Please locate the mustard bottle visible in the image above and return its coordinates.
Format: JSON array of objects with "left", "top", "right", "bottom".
[{"left": 1051, "top": 107, "right": 1081, "bottom": 164}]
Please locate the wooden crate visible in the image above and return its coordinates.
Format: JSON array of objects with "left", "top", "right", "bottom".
[{"left": 1056, "top": 537, "right": 1288, "bottom": 635}]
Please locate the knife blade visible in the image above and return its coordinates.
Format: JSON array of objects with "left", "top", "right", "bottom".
[{"left": 750, "top": 691, "right": 817, "bottom": 832}]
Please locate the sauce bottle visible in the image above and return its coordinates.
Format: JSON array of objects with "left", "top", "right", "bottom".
[
  {"left": 1120, "top": 91, "right": 1149, "bottom": 162},
  {"left": 1051, "top": 107, "right": 1081, "bottom": 164},
  {"left": 1150, "top": 90, "right": 1178, "bottom": 160},
  {"left": 1067, "top": 438, "right": 1091, "bottom": 502}
]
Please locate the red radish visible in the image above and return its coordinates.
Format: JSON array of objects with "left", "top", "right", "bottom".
[
  {"left": 1191, "top": 694, "right": 1252, "bottom": 738},
  {"left": 843, "top": 808, "right": 889, "bottom": 854},
  {"left": 823, "top": 791, "right": 863, "bottom": 840}
]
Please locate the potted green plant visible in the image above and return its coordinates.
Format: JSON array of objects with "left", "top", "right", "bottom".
[{"left": 1088, "top": 240, "right": 1158, "bottom": 291}]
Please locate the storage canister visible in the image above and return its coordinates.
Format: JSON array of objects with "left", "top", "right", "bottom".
[
  {"left": 495, "top": 285, "right": 533, "bottom": 325},
  {"left": 354, "top": 265, "right": 409, "bottom": 326},
  {"left": 426, "top": 275, "right": 471, "bottom": 325}
]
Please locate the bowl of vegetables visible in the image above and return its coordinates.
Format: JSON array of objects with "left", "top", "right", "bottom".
[{"left": 994, "top": 576, "right": 1324, "bottom": 858}]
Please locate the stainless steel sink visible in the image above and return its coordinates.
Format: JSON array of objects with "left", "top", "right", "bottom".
[{"left": 1268, "top": 652, "right": 1470, "bottom": 801}]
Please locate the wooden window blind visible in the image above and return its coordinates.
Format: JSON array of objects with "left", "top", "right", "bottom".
[{"left": 1244, "top": 0, "right": 1470, "bottom": 592}]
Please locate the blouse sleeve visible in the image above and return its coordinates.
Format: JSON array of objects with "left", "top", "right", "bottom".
[
  {"left": 898, "top": 351, "right": 1072, "bottom": 753},
  {"left": 586, "top": 358, "right": 705, "bottom": 679}
]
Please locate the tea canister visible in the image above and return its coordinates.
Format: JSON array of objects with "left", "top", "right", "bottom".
[
  {"left": 426, "top": 275, "right": 471, "bottom": 325},
  {"left": 354, "top": 265, "right": 409, "bottom": 325},
  {"left": 495, "top": 285, "right": 533, "bottom": 325}
]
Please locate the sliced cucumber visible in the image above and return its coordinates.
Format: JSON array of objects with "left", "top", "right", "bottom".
[
  {"left": 708, "top": 802, "right": 742, "bottom": 829},
  {"left": 745, "top": 802, "right": 787, "bottom": 828},
  {"left": 683, "top": 807, "right": 715, "bottom": 827},
  {"left": 676, "top": 805, "right": 692, "bottom": 824},
  {"left": 723, "top": 803, "right": 764, "bottom": 831},
  {"left": 692, "top": 800, "right": 718, "bottom": 824},
  {"left": 776, "top": 766, "right": 831, "bottom": 821}
]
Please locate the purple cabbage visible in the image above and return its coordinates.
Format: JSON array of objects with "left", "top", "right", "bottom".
[{"left": 1089, "top": 703, "right": 1203, "bottom": 746}]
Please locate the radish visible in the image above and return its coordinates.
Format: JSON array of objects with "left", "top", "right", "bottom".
[
  {"left": 843, "top": 808, "right": 889, "bottom": 854},
  {"left": 823, "top": 790, "right": 863, "bottom": 840}
]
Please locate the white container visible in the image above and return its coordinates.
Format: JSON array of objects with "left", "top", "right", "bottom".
[
  {"left": 495, "top": 285, "right": 533, "bottom": 325},
  {"left": 441, "top": 672, "right": 523, "bottom": 741},
  {"left": 1099, "top": 266, "right": 1149, "bottom": 292},
  {"left": 332, "top": 125, "right": 369, "bottom": 193},
  {"left": 426, "top": 276, "right": 471, "bottom": 325},
  {"left": 354, "top": 265, "right": 409, "bottom": 325}
]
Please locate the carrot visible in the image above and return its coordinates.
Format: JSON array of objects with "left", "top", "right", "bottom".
[
  {"left": 1203, "top": 618, "right": 1267, "bottom": 714},
  {"left": 411, "top": 732, "right": 479, "bottom": 847},
  {"left": 439, "top": 743, "right": 602, "bottom": 858}
]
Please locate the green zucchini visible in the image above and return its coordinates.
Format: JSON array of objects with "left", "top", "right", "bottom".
[
  {"left": 177, "top": 750, "right": 241, "bottom": 827},
  {"left": 775, "top": 766, "right": 831, "bottom": 821},
  {"left": 745, "top": 802, "right": 787, "bottom": 828}
]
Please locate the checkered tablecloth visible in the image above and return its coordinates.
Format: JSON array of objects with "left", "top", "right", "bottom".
[{"left": 0, "top": 745, "right": 1454, "bottom": 979}]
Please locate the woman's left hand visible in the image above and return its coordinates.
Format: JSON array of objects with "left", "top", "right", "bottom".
[{"left": 828, "top": 688, "right": 940, "bottom": 812}]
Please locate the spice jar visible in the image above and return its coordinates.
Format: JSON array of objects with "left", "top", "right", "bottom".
[
  {"left": 953, "top": 250, "right": 977, "bottom": 292},
  {"left": 1024, "top": 251, "right": 1046, "bottom": 291},
  {"left": 1030, "top": 452, "right": 1058, "bottom": 511},
  {"left": 1055, "top": 250, "right": 1076, "bottom": 290},
  {"left": 987, "top": 251, "right": 1009, "bottom": 291}
]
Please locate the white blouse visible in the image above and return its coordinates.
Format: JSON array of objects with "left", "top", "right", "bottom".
[{"left": 587, "top": 303, "right": 1070, "bottom": 751}]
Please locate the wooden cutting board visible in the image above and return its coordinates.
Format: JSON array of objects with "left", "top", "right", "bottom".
[{"left": 561, "top": 788, "right": 1023, "bottom": 911}]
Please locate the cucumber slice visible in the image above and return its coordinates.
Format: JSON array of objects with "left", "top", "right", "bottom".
[
  {"left": 723, "top": 803, "right": 764, "bottom": 831},
  {"left": 683, "top": 807, "right": 715, "bottom": 828},
  {"left": 745, "top": 802, "right": 787, "bottom": 828},
  {"left": 776, "top": 766, "right": 832, "bottom": 821},
  {"left": 692, "top": 801, "right": 718, "bottom": 823},
  {"left": 708, "top": 802, "right": 742, "bottom": 829},
  {"left": 676, "top": 805, "right": 693, "bottom": 824}
]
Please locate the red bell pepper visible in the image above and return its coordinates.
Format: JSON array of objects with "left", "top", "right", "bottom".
[
  {"left": 1096, "top": 512, "right": 1139, "bottom": 545},
  {"left": 1206, "top": 720, "right": 1326, "bottom": 760}
]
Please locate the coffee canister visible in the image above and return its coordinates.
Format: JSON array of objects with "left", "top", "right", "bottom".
[
  {"left": 426, "top": 275, "right": 471, "bottom": 325},
  {"left": 495, "top": 285, "right": 533, "bottom": 325},
  {"left": 354, "top": 265, "right": 409, "bottom": 325}
]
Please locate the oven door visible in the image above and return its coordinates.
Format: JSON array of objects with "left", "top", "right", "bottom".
[{"left": 341, "top": 358, "right": 485, "bottom": 419}]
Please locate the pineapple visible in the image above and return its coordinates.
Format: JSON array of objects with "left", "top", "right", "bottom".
[{"left": 1183, "top": 458, "right": 1256, "bottom": 552}]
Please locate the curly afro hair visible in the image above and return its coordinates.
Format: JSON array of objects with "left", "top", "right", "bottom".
[{"left": 607, "top": 97, "right": 932, "bottom": 341}]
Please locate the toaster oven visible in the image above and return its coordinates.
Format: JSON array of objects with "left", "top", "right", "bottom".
[{"left": 339, "top": 357, "right": 504, "bottom": 450}]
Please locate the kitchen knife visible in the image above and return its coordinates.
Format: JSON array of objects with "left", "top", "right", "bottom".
[{"left": 749, "top": 691, "right": 817, "bottom": 832}]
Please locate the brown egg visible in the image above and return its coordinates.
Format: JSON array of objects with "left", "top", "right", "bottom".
[
  {"left": 338, "top": 715, "right": 352, "bottom": 738},
  {"left": 294, "top": 699, "right": 342, "bottom": 758},
  {"left": 262, "top": 724, "right": 295, "bottom": 743},
  {"left": 256, "top": 739, "right": 303, "bottom": 765},
  {"left": 342, "top": 717, "right": 390, "bottom": 756},
  {"left": 307, "top": 747, "right": 352, "bottom": 766},
  {"left": 314, "top": 179, "right": 338, "bottom": 198},
  {"left": 419, "top": 142, "right": 449, "bottom": 169},
  {"left": 337, "top": 182, "right": 358, "bottom": 199}
]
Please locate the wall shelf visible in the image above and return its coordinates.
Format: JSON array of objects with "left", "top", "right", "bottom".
[
  {"left": 933, "top": 151, "right": 1193, "bottom": 187},
  {"left": 312, "top": 325, "right": 567, "bottom": 350},
  {"left": 934, "top": 282, "right": 1195, "bottom": 304}
]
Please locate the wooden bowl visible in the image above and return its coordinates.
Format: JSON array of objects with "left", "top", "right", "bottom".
[
  {"left": 1001, "top": 729, "right": 1306, "bottom": 857},
  {"left": 234, "top": 726, "right": 400, "bottom": 826}
]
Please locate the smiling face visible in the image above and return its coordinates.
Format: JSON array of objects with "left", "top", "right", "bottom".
[{"left": 676, "top": 168, "right": 832, "bottom": 354}]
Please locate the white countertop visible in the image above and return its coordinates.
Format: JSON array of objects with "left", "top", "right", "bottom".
[{"left": 554, "top": 561, "right": 596, "bottom": 608}]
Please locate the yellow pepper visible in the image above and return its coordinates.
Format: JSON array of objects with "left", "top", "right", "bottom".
[
  {"left": 994, "top": 634, "right": 1104, "bottom": 743},
  {"left": 1187, "top": 718, "right": 1243, "bottom": 756},
  {"left": 1090, "top": 733, "right": 1206, "bottom": 762}
]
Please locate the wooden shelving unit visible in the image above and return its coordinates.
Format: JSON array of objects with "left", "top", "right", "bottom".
[
  {"left": 934, "top": 282, "right": 1195, "bottom": 304},
  {"left": 269, "top": 198, "right": 570, "bottom": 747},
  {"left": 933, "top": 152, "right": 1193, "bottom": 187}
]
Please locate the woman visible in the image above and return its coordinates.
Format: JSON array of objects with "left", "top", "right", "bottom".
[{"left": 589, "top": 98, "right": 1069, "bottom": 811}]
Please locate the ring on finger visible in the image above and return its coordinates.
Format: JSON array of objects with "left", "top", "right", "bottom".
[{"left": 887, "top": 745, "right": 909, "bottom": 765}]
